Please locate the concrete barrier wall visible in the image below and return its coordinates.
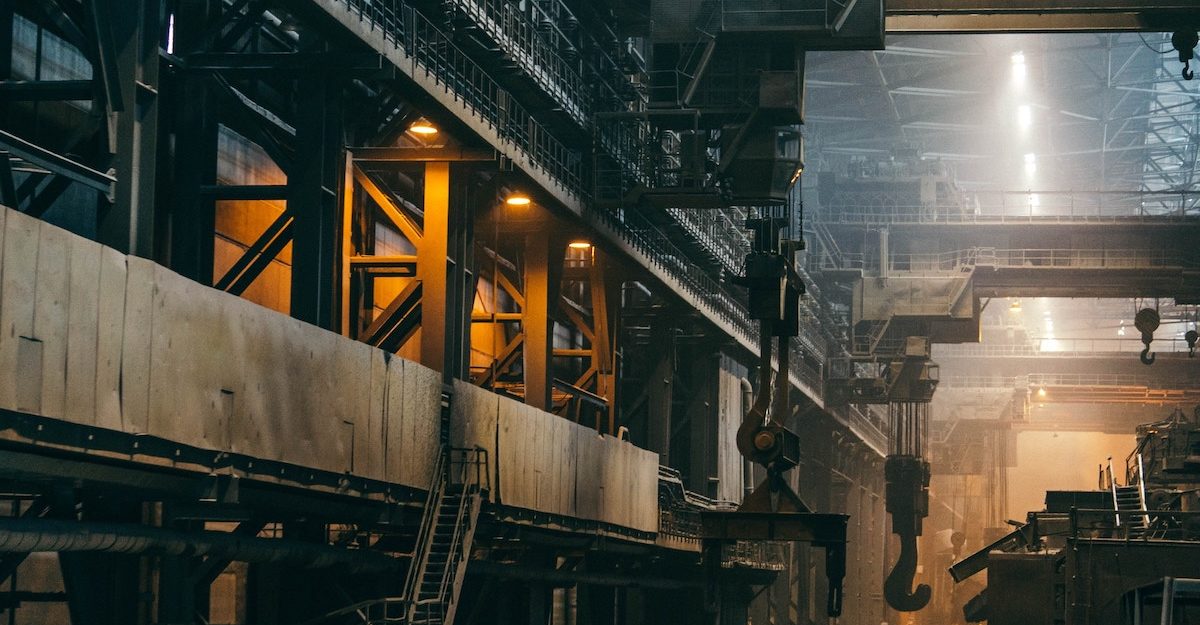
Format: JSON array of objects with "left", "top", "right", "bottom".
[
  {"left": 0, "top": 207, "right": 440, "bottom": 491},
  {"left": 452, "top": 381, "right": 658, "bottom": 533},
  {"left": 0, "top": 207, "right": 659, "bottom": 533}
]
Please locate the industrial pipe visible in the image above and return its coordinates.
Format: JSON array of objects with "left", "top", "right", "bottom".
[
  {"left": 0, "top": 518, "right": 402, "bottom": 572},
  {"left": 741, "top": 377, "right": 756, "bottom": 498}
]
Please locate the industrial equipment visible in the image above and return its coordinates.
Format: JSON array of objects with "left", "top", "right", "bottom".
[{"left": 703, "top": 209, "right": 849, "bottom": 618}]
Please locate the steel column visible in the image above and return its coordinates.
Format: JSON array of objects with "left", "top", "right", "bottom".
[
  {"left": 418, "top": 162, "right": 451, "bottom": 373},
  {"left": 288, "top": 54, "right": 342, "bottom": 329},
  {"left": 96, "top": 0, "right": 161, "bottom": 258},
  {"left": 522, "top": 230, "right": 565, "bottom": 412},
  {"left": 645, "top": 320, "right": 676, "bottom": 461},
  {"left": 168, "top": 0, "right": 219, "bottom": 283}
]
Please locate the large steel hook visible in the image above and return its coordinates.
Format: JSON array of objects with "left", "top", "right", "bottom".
[
  {"left": 1186, "top": 330, "right": 1198, "bottom": 358},
  {"left": 1173, "top": 31, "right": 1197, "bottom": 80},
  {"left": 884, "top": 456, "right": 931, "bottom": 612},
  {"left": 885, "top": 530, "right": 931, "bottom": 612},
  {"left": 1135, "top": 308, "right": 1160, "bottom": 366}
]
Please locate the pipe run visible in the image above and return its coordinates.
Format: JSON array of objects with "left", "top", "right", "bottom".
[{"left": 0, "top": 518, "right": 402, "bottom": 572}]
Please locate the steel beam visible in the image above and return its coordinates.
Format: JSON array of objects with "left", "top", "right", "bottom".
[
  {"left": 0, "top": 129, "right": 115, "bottom": 196},
  {"left": 0, "top": 80, "right": 94, "bottom": 101},
  {"left": 181, "top": 51, "right": 386, "bottom": 75},
  {"left": 885, "top": 0, "right": 1200, "bottom": 32},
  {"left": 199, "top": 184, "right": 289, "bottom": 200},
  {"left": 351, "top": 146, "right": 496, "bottom": 163},
  {"left": 214, "top": 209, "right": 295, "bottom": 296}
]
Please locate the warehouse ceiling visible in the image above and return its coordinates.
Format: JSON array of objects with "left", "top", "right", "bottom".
[{"left": 805, "top": 33, "right": 1199, "bottom": 208}]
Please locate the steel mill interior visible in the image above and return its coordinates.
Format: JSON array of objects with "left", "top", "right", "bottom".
[{"left": 0, "top": 1, "right": 1199, "bottom": 624}]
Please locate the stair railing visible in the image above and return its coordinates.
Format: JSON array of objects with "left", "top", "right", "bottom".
[
  {"left": 1106, "top": 457, "right": 1120, "bottom": 527},
  {"left": 1135, "top": 452, "right": 1150, "bottom": 533},
  {"left": 402, "top": 451, "right": 449, "bottom": 613},
  {"left": 414, "top": 447, "right": 488, "bottom": 625}
]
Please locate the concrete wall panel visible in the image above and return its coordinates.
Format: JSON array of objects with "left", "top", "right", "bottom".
[
  {"left": 119, "top": 256, "right": 156, "bottom": 433},
  {"left": 64, "top": 235, "right": 101, "bottom": 425},
  {"left": 94, "top": 247, "right": 126, "bottom": 430},
  {"left": 31, "top": 222, "right": 70, "bottom": 419},
  {"left": 0, "top": 210, "right": 40, "bottom": 412},
  {"left": 401, "top": 359, "right": 441, "bottom": 490},
  {"left": 449, "top": 380, "right": 498, "bottom": 494}
]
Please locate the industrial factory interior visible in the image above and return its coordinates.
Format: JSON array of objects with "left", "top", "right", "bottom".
[{"left": 1, "top": 0, "right": 1199, "bottom": 624}]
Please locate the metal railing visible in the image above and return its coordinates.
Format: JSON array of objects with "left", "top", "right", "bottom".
[
  {"left": 721, "top": 540, "right": 788, "bottom": 570},
  {"left": 940, "top": 373, "right": 1200, "bottom": 390},
  {"left": 1068, "top": 509, "right": 1200, "bottom": 542},
  {"left": 812, "top": 206, "right": 1200, "bottom": 226},
  {"left": 325, "top": 0, "right": 846, "bottom": 408},
  {"left": 442, "top": 0, "right": 589, "bottom": 126},
  {"left": 718, "top": 0, "right": 840, "bottom": 32},
  {"left": 818, "top": 247, "right": 1196, "bottom": 274},
  {"left": 407, "top": 448, "right": 486, "bottom": 625},
  {"left": 333, "top": 0, "right": 585, "bottom": 194},
  {"left": 934, "top": 338, "right": 1196, "bottom": 358}
]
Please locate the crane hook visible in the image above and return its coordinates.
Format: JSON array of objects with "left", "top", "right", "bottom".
[
  {"left": 884, "top": 456, "right": 932, "bottom": 612},
  {"left": 885, "top": 531, "right": 932, "bottom": 612},
  {"left": 1185, "top": 60, "right": 1195, "bottom": 81},
  {"left": 1186, "top": 330, "right": 1198, "bottom": 358},
  {"left": 1140, "top": 347, "right": 1156, "bottom": 365}
]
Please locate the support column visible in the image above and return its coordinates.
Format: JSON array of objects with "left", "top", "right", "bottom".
[
  {"left": 97, "top": 0, "right": 161, "bottom": 258},
  {"left": 289, "top": 43, "right": 342, "bottom": 328},
  {"left": 443, "top": 164, "right": 475, "bottom": 383},
  {"left": 523, "top": 230, "right": 564, "bottom": 411},
  {"left": 167, "top": 0, "right": 218, "bottom": 283},
  {"left": 589, "top": 252, "right": 617, "bottom": 432},
  {"left": 419, "top": 162, "right": 451, "bottom": 373},
  {"left": 685, "top": 350, "right": 719, "bottom": 497},
  {"left": 645, "top": 319, "right": 675, "bottom": 461}
]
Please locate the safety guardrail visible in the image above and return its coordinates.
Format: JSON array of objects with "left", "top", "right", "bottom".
[
  {"left": 934, "top": 338, "right": 1195, "bottom": 358},
  {"left": 817, "top": 248, "right": 1196, "bottom": 274}
]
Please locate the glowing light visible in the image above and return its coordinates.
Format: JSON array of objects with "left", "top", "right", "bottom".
[
  {"left": 409, "top": 119, "right": 439, "bottom": 135},
  {"left": 568, "top": 241, "right": 593, "bottom": 250},
  {"left": 1037, "top": 387, "right": 1047, "bottom": 398},
  {"left": 504, "top": 194, "right": 531, "bottom": 206},
  {"left": 1029, "top": 193, "right": 1040, "bottom": 209},
  {"left": 1010, "top": 300, "right": 1022, "bottom": 312},
  {"left": 1011, "top": 52, "right": 1027, "bottom": 82},
  {"left": 1024, "top": 153, "right": 1037, "bottom": 176},
  {"left": 1017, "top": 104, "right": 1032, "bottom": 129},
  {"left": 1118, "top": 325, "right": 1127, "bottom": 337}
]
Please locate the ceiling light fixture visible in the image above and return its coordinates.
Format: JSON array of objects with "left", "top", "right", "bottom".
[
  {"left": 505, "top": 194, "right": 531, "bottom": 206},
  {"left": 409, "top": 118, "right": 438, "bottom": 135}
]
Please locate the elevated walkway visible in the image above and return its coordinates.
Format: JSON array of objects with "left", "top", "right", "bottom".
[
  {"left": 297, "top": 0, "right": 830, "bottom": 407},
  {"left": 940, "top": 373, "right": 1200, "bottom": 405},
  {"left": 816, "top": 247, "right": 1200, "bottom": 302},
  {"left": 814, "top": 209, "right": 1200, "bottom": 229}
]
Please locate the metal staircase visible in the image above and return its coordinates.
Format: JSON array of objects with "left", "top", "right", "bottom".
[
  {"left": 1109, "top": 455, "right": 1150, "bottom": 538},
  {"left": 313, "top": 448, "right": 487, "bottom": 625}
]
